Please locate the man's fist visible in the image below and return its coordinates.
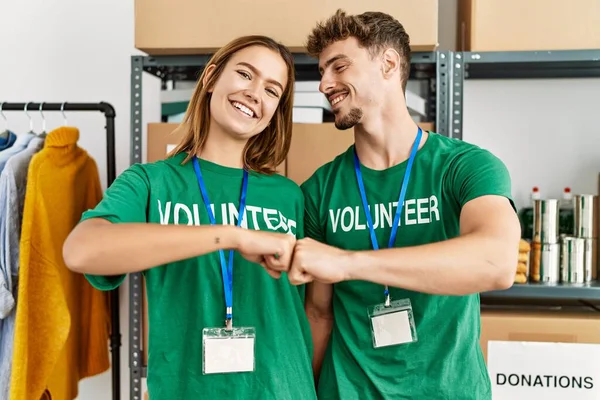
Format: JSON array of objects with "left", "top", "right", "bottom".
[{"left": 288, "top": 238, "right": 351, "bottom": 285}]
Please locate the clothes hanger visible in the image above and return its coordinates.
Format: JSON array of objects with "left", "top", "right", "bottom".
[
  {"left": 24, "top": 102, "right": 37, "bottom": 135},
  {"left": 0, "top": 103, "right": 9, "bottom": 140},
  {"left": 38, "top": 102, "right": 47, "bottom": 138},
  {"left": 61, "top": 102, "right": 68, "bottom": 126}
]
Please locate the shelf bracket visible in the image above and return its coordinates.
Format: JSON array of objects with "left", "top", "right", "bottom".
[
  {"left": 450, "top": 52, "right": 464, "bottom": 140},
  {"left": 435, "top": 51, "right": 451, "bottom": 137},
  {"left": 129, "top": 55, "right": 145, "bottom": 400}
]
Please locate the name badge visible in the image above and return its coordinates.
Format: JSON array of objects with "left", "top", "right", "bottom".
[
  {"left": 368, "top": 298, "right": 417, "bottom": 348},
  {"left": 202, "top": 327, "right": 256, "bottom": 374}
]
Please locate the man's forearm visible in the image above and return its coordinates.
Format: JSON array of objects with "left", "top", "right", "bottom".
[{"left": 344, "top": 233, "right": 518, "bottom": 295}]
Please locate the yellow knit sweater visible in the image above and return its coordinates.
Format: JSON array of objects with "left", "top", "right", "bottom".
[{"left": 10, "top": 127, "right": 110, "bottom": 400}]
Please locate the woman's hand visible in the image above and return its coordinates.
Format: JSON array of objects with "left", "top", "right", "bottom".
[{"left": 235, "top": 229, "right": 296, "bottom": 279}]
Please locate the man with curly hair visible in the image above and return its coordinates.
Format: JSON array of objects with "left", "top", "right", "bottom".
[{"left": 288, "top": 9, "right": 520, "bottom": 399}]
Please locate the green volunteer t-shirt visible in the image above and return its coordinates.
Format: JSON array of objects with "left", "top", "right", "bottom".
[
  {"left": 302, "top": 132, "right": 514, "bottom": 400},
  {"left": 82, "top": 152, "right": 317, "bottom": 400}
]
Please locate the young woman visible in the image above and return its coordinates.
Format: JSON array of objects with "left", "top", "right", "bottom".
[{"left": 63, "top": 36, "right": 317, "bottom": 400}]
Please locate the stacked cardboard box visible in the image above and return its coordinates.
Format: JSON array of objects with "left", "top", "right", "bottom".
[
  {"left": 134, "top": 0, "right": 600, "bottom": 55},
  {"left": 458, "top": 0, "right": 600, "bottom": 51},
  {"left": 134, "top": 0, "right": 439, "bottom": 55}
]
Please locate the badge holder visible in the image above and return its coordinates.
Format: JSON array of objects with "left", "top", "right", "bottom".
[
  {"left": 368, "top": 297, "right": 417, "bottom": 348},
  {"left": 202, "top": 319, "right": 256, "bottom": 375}
]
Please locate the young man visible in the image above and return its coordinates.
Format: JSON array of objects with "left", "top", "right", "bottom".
[{"left": 288, "top": 9, "right": 521, "bottom": 400}]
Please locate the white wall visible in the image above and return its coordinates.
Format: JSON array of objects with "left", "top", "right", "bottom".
[
  {"left": 1, "top": 1, "right": 599, "bottom": 399},
  {"left": 463, "top": 78, "right": 600, "bottom": 210},
  {"left": 0, "top": 0, "right": 160, "bottom": 399}
]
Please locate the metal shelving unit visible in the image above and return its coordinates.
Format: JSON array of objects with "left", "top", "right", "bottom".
[
  {"left": 128, "top": 50, "right": 452, "bottom": 399},
  {"left": 451, "top": 49, "right": 600, "bottom": 306},
  {"left": 483, "top": 282, "right": 600, "bottom": 302},
  {"left": 451, "top": 49, "right": 600, "bottom": 139}
]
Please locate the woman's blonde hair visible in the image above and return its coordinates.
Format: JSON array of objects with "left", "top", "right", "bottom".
[{"left": 169, "top": 35, "right": 295, "bottom": 174}]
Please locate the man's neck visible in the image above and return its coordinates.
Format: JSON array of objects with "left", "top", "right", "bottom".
[
  {"left": 353, "top": 107, "right": 425, "bottom": 170},
  {"left": 197, "top": 125, "right": 246, "bottom": 169}
]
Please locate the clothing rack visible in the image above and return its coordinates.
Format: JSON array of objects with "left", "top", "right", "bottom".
[{"left": 0, "top": 102, "right": 120, "bottom": 400}]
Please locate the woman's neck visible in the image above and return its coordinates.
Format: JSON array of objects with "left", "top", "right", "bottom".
[{"left": 197, "top": 126, "right": 247, "bottom": 169}]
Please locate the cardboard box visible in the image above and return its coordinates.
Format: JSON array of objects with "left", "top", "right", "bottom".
[
  {"left": 480, "top": 309, "right": 600, "bottom": 363},
  {"left": 147, "top": 123, "right": 183, "bottom": 163},
  {"left": 287, "top": 123, "right": 354, "bottom": 185},
  {"left": 458, "top": 0, "right": 600, "bottom": 51},
  {"left": 146, "top": 122, "right": 286, "bottom": 174},
  {"left": 135, "top": 0, "right": 438, "bottom": 55},
  {"left": 419, "top": 122, "right": 435, "bottom": 132}
]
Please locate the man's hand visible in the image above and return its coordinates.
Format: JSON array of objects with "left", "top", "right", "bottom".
[
  {"left": 236, "top": 229, "right": 296, "bottom": 279},
  {"left": 288, "top": 238, "right": 352, "bottom": 285}
]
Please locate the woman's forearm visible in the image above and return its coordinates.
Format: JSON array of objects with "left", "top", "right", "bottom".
[{"left": 63, "top": 218, "right": 242, "bottom": 275}]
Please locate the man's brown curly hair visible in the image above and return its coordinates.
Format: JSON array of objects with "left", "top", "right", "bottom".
[{"left": 306, "top": 9, "right": 412, "bottom": 92}]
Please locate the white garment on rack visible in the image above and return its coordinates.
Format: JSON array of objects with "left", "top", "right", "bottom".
[{"left": 0, "top": 136, "right": 45, "bottom": 397}]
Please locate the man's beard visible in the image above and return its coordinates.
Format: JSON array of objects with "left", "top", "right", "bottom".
[{"left": 334, "top": 107, "right": 362, "bottom": 130}]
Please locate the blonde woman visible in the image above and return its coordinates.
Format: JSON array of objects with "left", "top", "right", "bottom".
[{"left": 64, "top": 36, "right": 317, "bottom": 399}]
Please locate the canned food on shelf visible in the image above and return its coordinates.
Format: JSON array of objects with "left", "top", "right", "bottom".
[
  {"left": 574, "top": 194, "right": 598, "bottom": 238},
  {"left": 530, "top": 241, "right": 560, "bottom": 283},
  {"left": 560, "top": 236, "right": 587, "bottom": 284},
  {"left": 583, "top": 237, "right": 597, "bottom": 282},
  {"left": 533, "top": 199, "right": 560, "bottom": 244}
]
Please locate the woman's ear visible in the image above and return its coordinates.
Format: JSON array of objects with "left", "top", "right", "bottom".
[{"left": 202, "top": 64, "right": 217, "bottom": 92}]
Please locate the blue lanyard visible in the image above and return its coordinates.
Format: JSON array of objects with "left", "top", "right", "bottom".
[
  {"left": 192, "top": 156, "right": 248, "bottom": 329},
  {"left": 353, "top": 127, "right": 422, "bottom": 304}
]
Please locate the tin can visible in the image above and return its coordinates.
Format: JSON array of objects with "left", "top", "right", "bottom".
[
  {"left": 584, "top": 238, "right": 597, "bottom": 282},
  {"left": 560, "top": 236, "right": 586, "bottom": 283},
  {"left": 533, "top": 199, "right": 560, "bottom": 243},
  {"left": 529, "top": 242, "right": 560, "bottom": 283},
  {"left": 574, "top": 194, "right": 598, "bottom": 238}
]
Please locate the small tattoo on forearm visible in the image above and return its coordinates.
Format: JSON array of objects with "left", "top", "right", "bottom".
[{"left": 215, "top": 237, "right": 220, "bottom": 244}]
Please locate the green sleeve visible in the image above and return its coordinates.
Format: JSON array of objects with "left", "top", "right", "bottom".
[
  {"left": 82, "top": 164, "right": 151, "bottom": 291},
  {"left": 300, "top": 176, "right": 325, "bottom": 242},
  {"left": 295, "top": 189, "right": 306, "bottom": 240},
  {"left": 290, "top": 184, "right": 307, "bottom": 299},
  {"left": 447, "top": 147, "right": 516, "bottom": 211}
]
